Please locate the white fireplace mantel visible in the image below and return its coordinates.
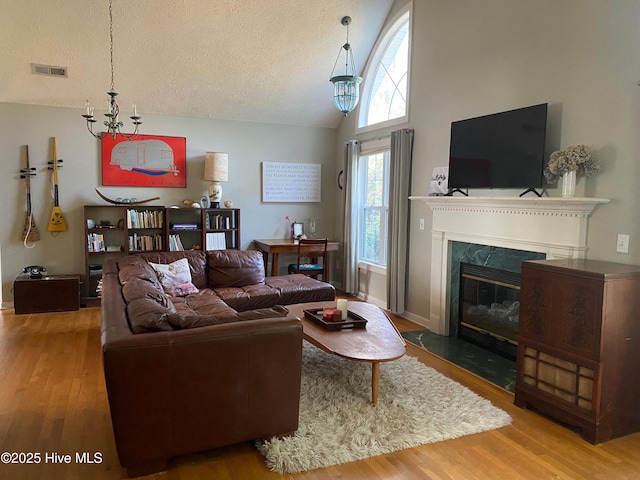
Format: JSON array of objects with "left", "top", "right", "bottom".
[{"left": 409, "top": 196, "right": 609, "bottom": 334}]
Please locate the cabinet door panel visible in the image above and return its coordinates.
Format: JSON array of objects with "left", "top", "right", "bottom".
[
  {"left": 520, "top": 268, "right": 556, "bottom": 342},
  {"left": 557, "top": 275, "right": 602, "bottom": 359}
]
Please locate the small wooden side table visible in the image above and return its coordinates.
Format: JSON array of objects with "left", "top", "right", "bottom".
[{"left": 14, "top": 275, "right": 81, "bottom": 314}]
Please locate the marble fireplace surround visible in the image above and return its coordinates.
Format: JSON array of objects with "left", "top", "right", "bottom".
[{"left": 409, "top": 196, "right": 609, "bottom": 335}]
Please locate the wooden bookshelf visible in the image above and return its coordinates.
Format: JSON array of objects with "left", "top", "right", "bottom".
[{"left": 83, "top": 205, "right": 240, "bottom": 305}]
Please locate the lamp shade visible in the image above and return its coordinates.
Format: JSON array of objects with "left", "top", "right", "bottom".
[
  {"left": 330, "top": 75, "right": 362, "bottom": 115},
  {"left": 204, "top": 152, "right": 229, "bottom": 182}
]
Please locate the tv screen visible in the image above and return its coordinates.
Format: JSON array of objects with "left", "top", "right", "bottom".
[{"left": 448, "top": 103, "right": 548, "bottom": 190}]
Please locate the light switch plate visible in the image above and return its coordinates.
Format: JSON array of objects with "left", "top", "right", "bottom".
[{"left": 617, "top": 234, "right": 630, "bottom": 254}]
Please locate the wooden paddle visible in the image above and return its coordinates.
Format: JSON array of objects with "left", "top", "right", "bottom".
[
  {"left": 47, "top": 137, "right": 67, "bottom": 232},
  {"left": 20, "top": 145, "right": 40, "bottom": 244}
]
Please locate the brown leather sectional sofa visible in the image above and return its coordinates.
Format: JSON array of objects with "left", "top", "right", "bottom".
[{"left": 100, "top": 249, "right": 335, "bottom": 477}]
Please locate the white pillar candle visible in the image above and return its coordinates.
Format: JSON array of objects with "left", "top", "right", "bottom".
[{"left": 336, "top": 299, "right": 348, "bottom": 320}]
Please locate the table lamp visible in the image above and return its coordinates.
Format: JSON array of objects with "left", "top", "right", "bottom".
[{"left": 204, "top": 152, "right": 228, "bottom": 208}]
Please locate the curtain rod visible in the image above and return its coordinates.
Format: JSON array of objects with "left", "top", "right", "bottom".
[{"left": 360, "top": 135, "right": 390, "bottom": 146}]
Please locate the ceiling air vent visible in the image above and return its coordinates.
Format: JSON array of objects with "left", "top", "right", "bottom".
[{"left": 31, "top": 63, "right": 68, "bottom": 78}]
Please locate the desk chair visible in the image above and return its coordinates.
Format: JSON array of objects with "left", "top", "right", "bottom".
[{"left": 287, "top": 238, "right": 329, "bottom": 281}]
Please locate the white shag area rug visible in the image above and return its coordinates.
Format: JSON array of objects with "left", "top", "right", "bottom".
[{"left": 257, "top": 342, "right": 512, "bottom": 474}]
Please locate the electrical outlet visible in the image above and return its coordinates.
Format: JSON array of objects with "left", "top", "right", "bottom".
[
  {"left": 617, "top": 234, "right": 630, "bottom": 254},
  {"left": 419, "top": 218, "right": 425, "bottom": 230}
]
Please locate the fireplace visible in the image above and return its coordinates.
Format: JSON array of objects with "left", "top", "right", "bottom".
[
  {"left": 449, "top": 242, "right": 545, "bottom": 358},
  {"left": 458, "top": 263, "right": 521, "bottom": 360},
  {"left": 409, "top": 196, "right": 609, "bottom": 335}
]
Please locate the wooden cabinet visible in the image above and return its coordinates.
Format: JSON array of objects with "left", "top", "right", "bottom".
[
  {"left": 14, "top": 275, "right": 81, "bottom": 314},
  {"left": 83, "top": 205, "right": 240, "bottom": 306},
  {"left": 515, "top": 259, "right": 640, "bottom": 444}
]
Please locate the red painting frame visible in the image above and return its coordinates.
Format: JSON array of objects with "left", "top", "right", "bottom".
[{"left": 101, "top": 134, "right": 186, "bottom": 187}]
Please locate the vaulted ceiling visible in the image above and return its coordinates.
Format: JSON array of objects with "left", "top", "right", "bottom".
[{"left": 1, "top": 0, "right": 394, "bottom": 128}]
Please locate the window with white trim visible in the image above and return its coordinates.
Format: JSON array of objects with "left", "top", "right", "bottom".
[
  {"left": 358, "top": 141, "right": 390, "bottom": 267},
  {"left": 357, "top": 3, "right": 411, "bottom": 132}
]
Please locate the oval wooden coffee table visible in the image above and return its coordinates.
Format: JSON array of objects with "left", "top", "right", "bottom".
[{"left": 286, "top": 301, "right": 406, "bottom": 405}]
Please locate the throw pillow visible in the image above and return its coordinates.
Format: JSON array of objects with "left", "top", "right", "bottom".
[
  {"left": 172, "top": 282, "right": 199, "bottom": 297},
  {"left": 149, "top": 258, "right": 198, "bottom": 296}
]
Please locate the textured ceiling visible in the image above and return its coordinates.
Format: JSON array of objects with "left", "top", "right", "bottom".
[{"left": 0, "top": 0, "right": 394, "bottom": 128}]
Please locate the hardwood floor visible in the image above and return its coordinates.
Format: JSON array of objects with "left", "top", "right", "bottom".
[{"left": 1, "top": 307, "right": 639, "bottom": 480}]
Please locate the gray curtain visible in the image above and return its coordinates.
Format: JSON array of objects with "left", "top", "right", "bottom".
[
  {"left": 341, "top": 140, "right": 360, "bottom": 295},
  {"left": 387, "top": 129, "right": 414, "bottom": 313}
]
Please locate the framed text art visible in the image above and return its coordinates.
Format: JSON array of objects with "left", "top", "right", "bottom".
[
  {"left": 262, "top": 162, "right": 321, "bottom": 202},
  {"left": 101, "top": 134, "right": 186, "bottom": 187}
]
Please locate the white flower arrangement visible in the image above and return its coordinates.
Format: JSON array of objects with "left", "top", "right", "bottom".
[{"left": 544, "top": 144, "right": 600, "bottom": 183}]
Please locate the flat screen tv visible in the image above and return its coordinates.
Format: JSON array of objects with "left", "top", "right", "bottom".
[{"left": 448, "top": 103, "right": 548, "bottom": 194}]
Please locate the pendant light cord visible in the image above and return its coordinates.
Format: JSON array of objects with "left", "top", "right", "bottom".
[
  {"left": 109, "top": 0, "right": 115, "bottom": 92},
  {"left": 329, "top": 21, "right": 354, "bottom": 79}
]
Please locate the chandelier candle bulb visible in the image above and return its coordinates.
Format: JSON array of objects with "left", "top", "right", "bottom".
[
  {"left": 132, "top": 103, "right": 137, "bottom": 117},
  {"left": 336, "top": 299, "right": 348, "bottom": 320}
]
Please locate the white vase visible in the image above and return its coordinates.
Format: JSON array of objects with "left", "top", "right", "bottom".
[{"left": 562, "top": 170, "right": 576, "bottom": 197}]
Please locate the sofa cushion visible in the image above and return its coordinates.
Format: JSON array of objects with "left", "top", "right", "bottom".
[
  {"left": 166, "top": 305, "right": 290, "bottom": 330},
  {"left": 149, "top": 258, "right": 199, "bottom": 297},
  {"left": 126, "top": 297, "right": 175, "bottom": 334},
  {"left": 207, "top": 250, "right": 265, "bottom": 288},
  {"left": 212, "top": 284, "right": 280, "bottom": 311},
  {"left": 265, "top": 274, "right": 336, "bottom": 304},
  {"left": 178, "top": 289, "right": 238, "bottom": 316},
  {"left": 118, "top": 257, "right": 161, "bottom": 287},
  {"left": 122, "top": 279, "right": 176, "bottom": 311}
]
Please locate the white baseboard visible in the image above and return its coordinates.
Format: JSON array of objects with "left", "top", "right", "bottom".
[
  {"left": 355, "top": 291, "right": 386, "bottom": 309},
  {"left": 400, "top": 310, "right": 430, "bottom": 329},
  {"left": 333, "top": 285, "right": 430, "bottom": 331}
]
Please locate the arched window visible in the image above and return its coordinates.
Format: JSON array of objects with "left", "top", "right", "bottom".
[{"left": 357, "top": 3, "right": 411, "bottom": 132}]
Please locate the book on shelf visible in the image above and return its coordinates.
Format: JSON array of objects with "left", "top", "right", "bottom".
[
  {"left": 208, "top": 214, "right": 232, "bottom": 230},
  {"left": 127, "top": 209, "right": 163, "bottom": 229},
  {"left": 169, "top": 234, "right": 185, "bottom": 251},
  {"left": 88, "top": 265, "right": 103, "bottom": 275},
  {"left": 87, "top": 233, "right": 105, "bottom": 252},
  {"left": 129, "top": 233, "right": 162, "bottom": 251},
  {"left": 170, "top": 223, "right": 199, "bottom": 230},
  {"left": 206, "top": 232, "right": 227, "bottom": 250}
]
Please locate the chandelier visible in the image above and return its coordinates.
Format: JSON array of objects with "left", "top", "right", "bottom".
[
  {"left": 329, "top": 16, "right": 362, "bottom": 116},
  {"left": 82, "top": 0, "right": 141, "bottom": 140}
]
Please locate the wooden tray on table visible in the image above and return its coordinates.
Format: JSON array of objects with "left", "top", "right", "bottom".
[{"left": 303, "top": 308, "right": 367, "bottom": 330}]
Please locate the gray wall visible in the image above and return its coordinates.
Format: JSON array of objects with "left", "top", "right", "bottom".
[
  {"left": 337, "top": 0, "right": 640, "bottom": 324},
  {"left": 0, "top": 103, "right": 337, "bottom": 307},
  {"left": 4, "top": 0, "right": 639, "bottom": 317}
]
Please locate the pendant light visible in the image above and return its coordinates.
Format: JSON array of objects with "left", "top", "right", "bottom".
[{"left": 329, "top": 16, "right": 362, "bottom": 116}]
